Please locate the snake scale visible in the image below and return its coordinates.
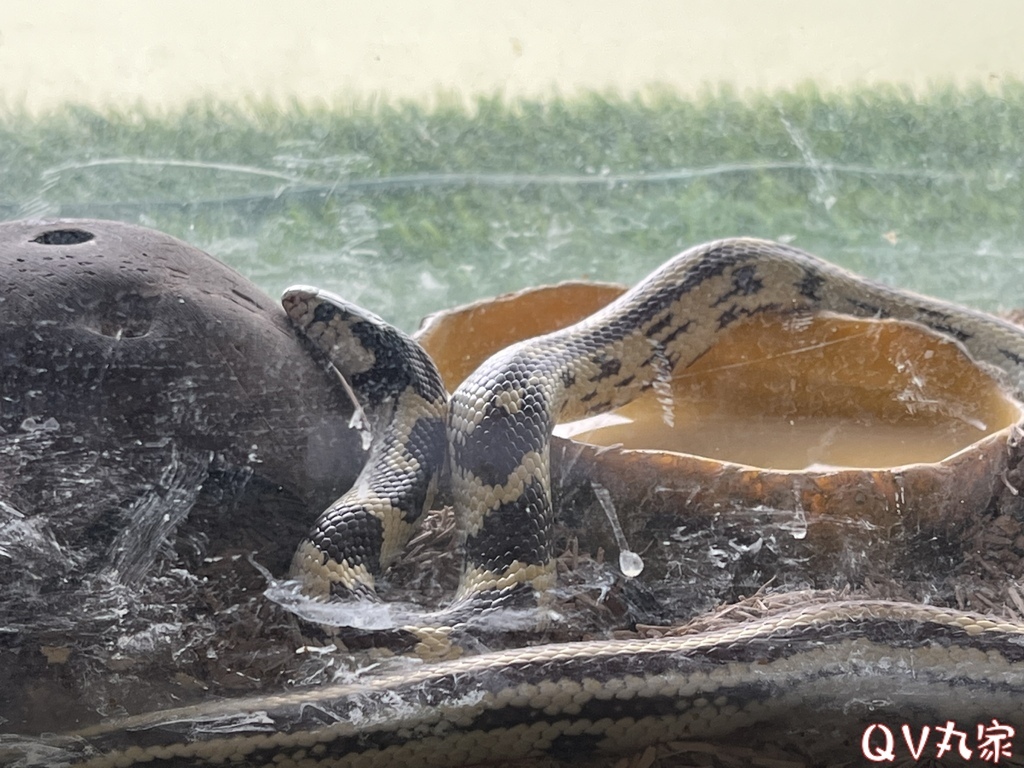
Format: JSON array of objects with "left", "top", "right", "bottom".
[{"left": 11, "top": 238, "right": 1024, "bottom": 767}]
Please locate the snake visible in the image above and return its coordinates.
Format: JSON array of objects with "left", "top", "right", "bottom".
[
  {"left": 286, "top": 237, "right": 1024, "bottom": 640},
  {"left": 10, "top": 237, "right": 1024, "bottom": 766}
]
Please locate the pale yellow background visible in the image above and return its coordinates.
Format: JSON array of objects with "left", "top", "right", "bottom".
[{"left": 0, "top": 0, "right": 1021, "bottom": 111}]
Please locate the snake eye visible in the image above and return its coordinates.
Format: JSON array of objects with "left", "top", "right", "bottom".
[{"left": 32, "top": 228, "right": 96, "bottom": 246}]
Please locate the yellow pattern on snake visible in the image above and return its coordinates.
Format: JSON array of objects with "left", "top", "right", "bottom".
[{"left": 12, "top": 238, "right": 1024, "bottom": 766}]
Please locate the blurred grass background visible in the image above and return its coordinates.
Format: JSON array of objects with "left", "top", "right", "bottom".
[{"left": 1, "top": 82, "right": 1022, "bottom": 330}]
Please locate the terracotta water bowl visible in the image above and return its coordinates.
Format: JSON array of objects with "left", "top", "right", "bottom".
[{"left": 416, "top": 282, "right": 1024, "bottom": 606}]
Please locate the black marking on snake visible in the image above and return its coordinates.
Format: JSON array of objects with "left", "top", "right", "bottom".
[
  {"left": 465, "top": 686, "right": 692, "bottom": 747},
  {"left": 1001, "top": 348, "right": 1024, "bottom": 366},
  {"left": 716, "top": 301, "right": 781, "bottom": 330},
  {"left": 589, "top": 353, "right": 621, "bottom": 382},
  {"left": 307, "top": 508, "right": 385, "bottom": 580},
  {"left": 451, "top": 383, "right": 552, "bottom": 490},
  {"left": 585, "top": 399, "right": 614, "bottom": 417},
  {"left": 547, "top": 733, "right": 605, "bottom": 760},
  {"left": 716, "top": 304, "right": 742, "bottom": 329},
  {"left": 373, "top": 418, "right": 444, "bottom": 525},
  {"left": 663, "top": 350, "right": 683, "bottom": 371},
  {"left": 691, "top": 618, "right": 1024, "bottom": 664},
  {"left": 637, "top": 343, "right": 671, "bottom": 373},
  {"left": 659, "top": 318, "right": 693, "bottom": 347},
  {"left": 713, "top": 263, "right": 764, "bottom": 306},
  {"left": 584, "top": 398, "right": 615, "bottom": 416},
  {"left": 608, "top": 242, "right": 750, "bottom": 351},
  {"left": 644, "top": 312, "right": 673, "bottom": 339},
  {"left": 405, "top": 413, "right": 448, "bottom": 473},
  {"left": 334, "top": 625, "right": 422, "bottom": 654},
  {"left": 311, "top": 300, "right": 338, "bottom": 328},
  {"left": 914, "top": 308, "right": 974, "bottom": 343},
  {"left": 796, "top": 268, "right": 826, "bottom": 301},
  {"left": 449, "top": 582, "right": 538, "bottom": 623},
  {"left": 845, "top": 297, "right": 890, "bottom": 318},
  {"left": 560, "top": 369, "right": 576, "bottom": 389},
  {"left": 345, "top": 319, "right": 443, "bottom": 407},
  {"left": 927, "top": 321, "right": 973, "bottom": 344},
  {"left": 463, "top": 476, "right": 552, "bottom": 573}
]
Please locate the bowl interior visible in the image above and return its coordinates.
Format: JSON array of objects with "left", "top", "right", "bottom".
[{"left": 418, "top": 284, "right": 1022, "bottom": 470}]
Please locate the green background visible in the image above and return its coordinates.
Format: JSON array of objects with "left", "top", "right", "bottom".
[{"left": 3, "top": 83, "right": 1021, "bottom": 330}]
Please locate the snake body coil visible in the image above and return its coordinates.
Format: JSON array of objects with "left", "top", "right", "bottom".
[
  {"left": 15, "top": 238, "right": 1024, "bottom": 766},
  {"left": 285, "top": 238, "right": 1024, "bottom": 626},
  {"left": 21, "top": 602, "right": 1024, "bottom": 767}
]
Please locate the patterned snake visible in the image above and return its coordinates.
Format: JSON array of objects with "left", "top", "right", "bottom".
[{"left": 12, "top": 238, "right": 1024, "bottom": 766}]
